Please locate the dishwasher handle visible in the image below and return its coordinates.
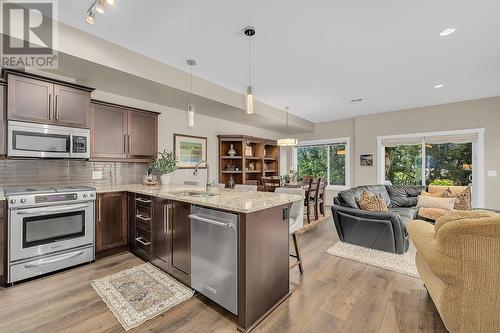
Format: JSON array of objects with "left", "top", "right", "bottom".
[{"left": 189, "top": 214, "right": 233, "bottom": 229}]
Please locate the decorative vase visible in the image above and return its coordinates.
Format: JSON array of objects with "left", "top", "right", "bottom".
[
  {"left": 228, "top": 144, "right": 236, "bottom": 156},
  {"left": 160, "top": 174, "right": 171, "bottom": 185},
  {"left": 228, "top": 175, "right": 236, "bottom": 189}
]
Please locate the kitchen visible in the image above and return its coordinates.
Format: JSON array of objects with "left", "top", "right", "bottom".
[{"left": 0, "top": 68, "right": 303, "bottom": 332}]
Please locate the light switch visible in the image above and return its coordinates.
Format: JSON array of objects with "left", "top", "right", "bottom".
[
  {"left": 92, "top": 171, "right": 103, "bottom": 180},
  {"left": 487, "top": 170, "right": 497, "bottom": 177}
]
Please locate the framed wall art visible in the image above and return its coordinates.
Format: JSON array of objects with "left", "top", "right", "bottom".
[{"left": 174, "top": 134, "right": 207, "bottom": 169}]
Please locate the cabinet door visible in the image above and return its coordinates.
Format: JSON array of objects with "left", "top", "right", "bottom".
[
  {"left": 0, "top": 85, "right": 6, "bottom": 156},
  {"left": 91, "top": 103, "right": 128, "bottom": 159},
  {"left": 170, "top": 201, "right": 191, "bottom": 275},
  {"left": 54, "top": 84, "right": 90, "bottom": 128},
  {"left": 127, "top": 111, "right": 157, "bottom": 160},
  {"left": 96, "top": 192, "right": 127, "bottom": 252},
  {"left": 7, "top": 74, "right": 53, "bottom": 123},
  {"left": 153, "top": 197, "right": 170, "bottom": 264},
  {"left": 0, "top": 200, "right": 6, "bottom": 285}
]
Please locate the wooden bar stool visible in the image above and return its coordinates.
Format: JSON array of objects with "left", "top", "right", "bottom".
[{"left": 275, "top": 187, "right": 305, "bottom": 274}]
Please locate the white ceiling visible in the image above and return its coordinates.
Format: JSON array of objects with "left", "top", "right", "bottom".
[{"left": 58, "top": 0, "right": 500, "bottom": 123}]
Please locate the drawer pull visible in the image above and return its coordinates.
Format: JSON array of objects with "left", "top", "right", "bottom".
[
  {"left": 135, "top": 214, "right": 151, "bottom": 221},
  {"left": 135, "top": 237, "right": 151, "bottom": 246},
  {"left": 135, "top": 198, "right": 152, "bottom": 204}
]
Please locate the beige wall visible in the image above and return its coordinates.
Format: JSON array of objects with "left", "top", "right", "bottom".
[
  {"left": 92, "top": 91, "right": 286, "bottom": 185},
  {"left": 296, "top": 96, "right": 500, "bottom": 209}
]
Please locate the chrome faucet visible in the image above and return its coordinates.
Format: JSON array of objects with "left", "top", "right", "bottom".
[{"left": 193, "top": 160, "right": 211, "bottom": 192}]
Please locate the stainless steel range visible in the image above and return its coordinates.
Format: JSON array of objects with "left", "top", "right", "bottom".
[{"left": 6, "top": 185, "right": 96, "bottom": 284}]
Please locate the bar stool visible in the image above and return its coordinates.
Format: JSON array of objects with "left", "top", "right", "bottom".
[
  {"left": 233, "top": 184, "right": 258, "bottom": 192},
  {"left": 275, "top": 187, "right": 305, "bottom": 274}
]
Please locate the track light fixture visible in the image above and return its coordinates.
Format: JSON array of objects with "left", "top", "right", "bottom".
[{"left": 86, "top": 0, "right": 114, "bottom": 24}]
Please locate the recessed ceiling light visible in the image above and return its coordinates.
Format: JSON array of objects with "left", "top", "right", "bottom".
[
  {"left": 439, "top": 28, "right": 456, "bottom": 37},
  {"left": 350, "top": 98, "right": 363, "bottom": 103},
  {"left": 434, "top": 84, "right": 445, "bottom": 89}
]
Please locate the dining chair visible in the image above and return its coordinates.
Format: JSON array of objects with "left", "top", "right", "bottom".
[
  {"left": 261, "top": 176, "right": 281, "bottom": 192},
  {"left": 184, "top": 181, "right": 200, "bottom": 186},
  {"left": 315, "top": 178, "right": 326, "bottom": 218},
  {"left": 234, "top": 184, "right": 258, "bottom": 192},
  {"left": 275, "top": 187, "right": 305, "bottom": 274},
  {"left": 302, "top": 176, "right": 319, "bottom": 224}
]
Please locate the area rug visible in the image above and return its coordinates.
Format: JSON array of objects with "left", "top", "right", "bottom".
[
  {"left": 326, "top": 241, "right": 419, "bottom": 278},
  {"left": 91, "top": 263, "right": 194, "bottom": 331}
]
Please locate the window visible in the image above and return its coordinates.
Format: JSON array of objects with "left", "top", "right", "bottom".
[
  {"left": 295, "top": 139, "right": 350, "bottom": 189},
  {"left": 378, "top": 129, "right": 484, "bottom": 207}
]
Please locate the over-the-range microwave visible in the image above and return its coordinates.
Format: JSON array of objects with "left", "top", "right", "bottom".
[{"left": 8, "top": 121, "right": 90, "bottom": 159}]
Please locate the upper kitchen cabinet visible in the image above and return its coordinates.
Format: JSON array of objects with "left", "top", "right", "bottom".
[
  {"left": 5, "top": 70, "right": 93, "bottom": 128},
  {"left": 91, "top": 100, "right": 159, "bottom": 162},
  {"left": 0, "top": 80, "right": 6, "bottom": 157}
]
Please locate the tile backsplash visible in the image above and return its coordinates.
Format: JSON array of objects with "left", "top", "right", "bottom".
[{"left": 0, "top": 159, "right": 149, "bottom": 189}]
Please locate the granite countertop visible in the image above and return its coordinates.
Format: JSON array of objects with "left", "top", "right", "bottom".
[{"left": 96, "top": 184, "right": 303, "bottom": 214}]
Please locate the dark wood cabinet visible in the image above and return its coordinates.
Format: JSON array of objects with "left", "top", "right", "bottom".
[
  {"left": 6, "top": 71, "right": 92, "bottom": 128},
  {"left": 0, "top": 200, "right": 6, "bottom": 286},
  {"left": 0, "top": 83, "right": 6, "bottom": 157},
  {"left": 91, "top": 101, "right": 158, "bottom": 162},
  {"left": 153, "top": 197, "right": 169, "bottom": 264},
  {"left": 170, "top": 201, "right": 191, "bottom": 277},
  {"left": 96, "top": 192, "right": 128, "bottom": 253}
]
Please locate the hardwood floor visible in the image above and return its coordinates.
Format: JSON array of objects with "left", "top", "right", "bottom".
[{"left": 0, "top": 219, "right": 447, "bottom": 333}]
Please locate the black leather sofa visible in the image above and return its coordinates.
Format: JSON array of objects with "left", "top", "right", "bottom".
[{"left": 332, "top": 185, "right": 426, "bottom": 254}]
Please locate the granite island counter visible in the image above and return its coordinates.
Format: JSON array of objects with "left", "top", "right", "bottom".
[{"left": 96, "top": 184, "right": 303, "bottom": 332}]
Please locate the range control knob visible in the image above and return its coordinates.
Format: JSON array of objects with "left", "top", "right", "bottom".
[
  {"left": 90, "top": 193, "right": 95, "bottom": 198},
  {"left": 83, "top": 193, "right": 88, "bottom": 198},
  {"left": 9, "top": 199, "right": 16, "bottom": 205},
  {"left": 20, "top": 198, "right": 26, "bottom": 203}
]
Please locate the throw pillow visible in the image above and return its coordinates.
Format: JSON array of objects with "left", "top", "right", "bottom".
[
  {"left": 443, "top": 186, "right": 472, "bottom": 210},
  {"left": 416, "top": 195, "right": 457, "bottom": 210},
  {"left": 421, "top": 190, "right": 445, "bottom": 198},
  {"left": 418, "top": 207, "right": 452, "bottom": 221},
  {"left": 357, "top": 190, "right": 389, "bottom": 212}
]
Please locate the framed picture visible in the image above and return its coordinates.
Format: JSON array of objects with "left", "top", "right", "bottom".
[
  {"left": 360, "top": 154, "right": 374, "bottom": 167},
  {"left": 174, "top": 134, "right": 207, "bottom": 169}
]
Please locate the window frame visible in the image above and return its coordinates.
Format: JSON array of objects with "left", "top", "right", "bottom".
[
  {"left": 293, "top": 137, "right": 351, "bottom": 191},
  {"left": 377, "top": 128, "right": 485, "bottom": 208}
]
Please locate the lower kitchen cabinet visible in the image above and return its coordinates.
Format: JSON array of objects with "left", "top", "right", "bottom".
[
  {"left": 0, "top": 200, "right": 6, "bottom": 285},
  {"left": 96, "top": 192, "right": 128, "bottom": 254}
]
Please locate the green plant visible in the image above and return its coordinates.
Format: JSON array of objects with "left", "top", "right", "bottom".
[
  {"left": 430, "top": 179, "right": 454, "bottom": 186},
  {"left": 152, "top": 149, "right": 178, "bottom": 174}
]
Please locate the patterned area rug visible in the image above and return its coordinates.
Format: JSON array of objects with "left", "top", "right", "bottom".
[
  {"left": 326, "top": 241, "right": 419, "bottom": 278},
  {"left": 91, "top": 263, "right": 194, "bottom": 331}
]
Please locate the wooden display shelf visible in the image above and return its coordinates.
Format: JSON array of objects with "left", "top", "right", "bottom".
[
  {"left": 222, "top": 170, "right": 243, "bottom": 174},
  {"left": 221, "top": 156, "right": 243, "bottom": 159},
  {"left": 264, "top": 157, "right": 276, "bottom": 161},
  {"left": 246, "top": 170, "right": 262, "bottom": 174},
  {"left": 264, "top": 170, "right": 277, "bottom": 173}
]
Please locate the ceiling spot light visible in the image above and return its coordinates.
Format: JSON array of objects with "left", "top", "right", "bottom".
[
  {"left": 105, "top": 0, "right": 114, "bottom": 4},
  {"left": 434, "top": 84, "right": 445, "bottom": 89},
  {"left": 86, "top": 10, "right": 95, "bottom": 24},
  {"left": 244, "top": 26, "right": 256, "bottom": 114},
  {"left": 350, "top": 98, "right": 363, "bottom": 103},
  {"left": 96, "top": 0, "right": 105, "bottom": 14},
  {"left": 439, "top": 28, "right": 456, "bottom": 37}
]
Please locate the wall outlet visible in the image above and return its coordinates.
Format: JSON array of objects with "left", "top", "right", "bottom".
[
  {"left": 92, "top": 171, "right": 103, "bottom": 180},
  {"left": 487, "top": 170, "right": 497, "bottom": 177}
]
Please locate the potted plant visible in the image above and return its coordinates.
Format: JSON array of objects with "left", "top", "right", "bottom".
[{"left": 152, "top": 149, "right": 178, "bottom": 185}]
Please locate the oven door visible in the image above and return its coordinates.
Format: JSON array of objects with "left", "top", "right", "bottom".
[{"left": 9, "top": 202, "right": 94, "bottom": 261}]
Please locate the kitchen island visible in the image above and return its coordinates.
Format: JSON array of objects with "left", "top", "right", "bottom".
[{"left": 96, "top": 184, "right": 303, "bottom": 332}]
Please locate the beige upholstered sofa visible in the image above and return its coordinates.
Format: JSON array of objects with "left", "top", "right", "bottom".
[{"left": 407, "top": 210, "right": 500, "bottom": 333}]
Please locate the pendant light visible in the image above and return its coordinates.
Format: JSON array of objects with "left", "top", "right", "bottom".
[
  {"left": 277, "top": 107, "right": 298, "bottom": 146},
  {"left": 187, "top": 59, "right": 196, "bottom": 127},
  {"left": 244, "top": 26, "right": 255, "bottom": 114}
]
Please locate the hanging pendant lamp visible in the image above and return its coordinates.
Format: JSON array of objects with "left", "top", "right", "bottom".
[
  {"left": 244, "top": 26, "right": 255, "bottom": 114},
  {"left": 187, "top": 59, "right": 196, "bottom": 127},
  {"left": 277, "top": 107, "right": 298, "bottom": 146}
]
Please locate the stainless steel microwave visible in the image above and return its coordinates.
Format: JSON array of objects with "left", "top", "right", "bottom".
[{"left": 8, "top": 121, "right": 90, "bottom": 159}]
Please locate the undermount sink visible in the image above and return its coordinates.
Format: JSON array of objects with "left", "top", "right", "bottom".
[{"left": 173, "top": 191, "right": 218, "bottom": 197}]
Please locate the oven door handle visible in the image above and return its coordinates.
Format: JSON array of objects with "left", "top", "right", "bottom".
[
  {"left": 16, "top": 203, "right": 91, "bottom": 216},
  {"left": 24, "top": 250, "right": 85, "bottom": 268}
]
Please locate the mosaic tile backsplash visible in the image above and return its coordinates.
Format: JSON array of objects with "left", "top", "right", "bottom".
[{"left": 0, "top": 160, "right": 149, "bottom": 190}]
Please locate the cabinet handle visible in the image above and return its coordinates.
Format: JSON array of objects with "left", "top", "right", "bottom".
[
  {"left": 135, "top": 214, "right": 151, "bottom": 221},
  {"left": 128, "top": 134, "right": 131, "bottom": 154},
  {"left": 135, "top": 198, "right": 152, "bottom": 204},
  {"left": 97, "top": 198, "right": 101, "bottom": 223},
  {"left": 55, "top": 95, "right": 59, "bottom": 121},
  {"left": 163, "top": 204, "right": 167, "bottom": 235},
  {"left": 123, "top": 134, "right": 126, "bottom": 154},
  {"left": 135, "top": 237, "right": 151, "bottom": 246},
  {"left": 166, "top": 204, "right": 172, "bottom": 234},
  {"left": 48, "top": 94, "right": 52, "bottom": 120}
]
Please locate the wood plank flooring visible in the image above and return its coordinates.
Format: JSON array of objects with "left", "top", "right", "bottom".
[{"left": 0, "top": 219, "right": 447, "bottom": 333}]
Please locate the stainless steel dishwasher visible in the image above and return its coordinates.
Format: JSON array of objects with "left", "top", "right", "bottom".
[{"left": 190, "top": 205, "right": 238, "bottom": 315}]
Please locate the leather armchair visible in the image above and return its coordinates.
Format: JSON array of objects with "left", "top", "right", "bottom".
[{"left": 332, "top": 204, "right": 409, "bottom": 254}]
